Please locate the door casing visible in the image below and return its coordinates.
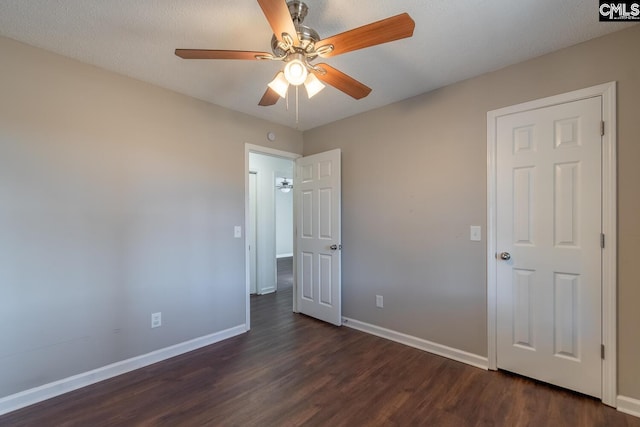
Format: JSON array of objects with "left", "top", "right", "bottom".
[
  {"left": 486, "top": 82, "right": 617, "bottom": 406},
  {"left": 244, "top": 144, "right": 301, "bottom": 331},
  {"left": 249, "top": 171, "right": 258, "bottom": 294}
]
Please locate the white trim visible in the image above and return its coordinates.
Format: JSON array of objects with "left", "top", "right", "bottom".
[
  {"left": 244, "top": 144, "right": 301, "bottom": 330},
  {"left": 277, "top": 253, "right": 293, "bottom": 258},
  {"left": 486, "top": 82, "right": 617, "bottom": 406},
  {"left": 342, "top": 317, "right": 488, "bottom": 370},
  {"left": 487, "top": 106, "right": 498, "bottom": 371},
  {"left": 617, "top": 396, "right": 640, "bottom": 418},
  {"left": 600, "top": 83, "right": 617, "bottom": 407},
  {"left": 0, "top": 325, "right": 246, "bottom": 416}
]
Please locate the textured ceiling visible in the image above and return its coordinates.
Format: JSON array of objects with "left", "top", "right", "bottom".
[{"left": 0, "top": 1, "right": 634, "bottom": 130}]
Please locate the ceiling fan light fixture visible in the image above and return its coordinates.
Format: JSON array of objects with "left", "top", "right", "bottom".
[
  {"left": 268, "top": 71, "right": 290, "bottom": 98},
  {"left": 284, "top": 53, "right": 308, "bottom": 86},
  {"left": 277, "top": 177, "right": 293, "bottom": 193},
  {"left": 176, "top": 2, "right": 416, "bottom": 107},
  {"left": 304, "top": 73, "right": 325, "bottom": 98}
]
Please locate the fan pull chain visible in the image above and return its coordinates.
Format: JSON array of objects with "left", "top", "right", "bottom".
[{"left": 295, "top": 86, "right": 299, "bottom": 124}]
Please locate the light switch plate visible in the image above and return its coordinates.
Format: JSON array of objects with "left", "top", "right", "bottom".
[
  {"left": 151, "top": 312, "right": 161, "bottom": 328},
  {"left": 470, "top": 226, "right": 481, "bottom": 241},
  {"left": 234, "top": 226, "right": 242, "bottom": 238}
]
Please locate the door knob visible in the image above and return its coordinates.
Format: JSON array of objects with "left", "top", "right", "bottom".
[
  {"left": 499, "top": 252, "right": 511, "bottom": 261},
  {"left": 330, "top": 244, "right": 341, "bottom": 251}
]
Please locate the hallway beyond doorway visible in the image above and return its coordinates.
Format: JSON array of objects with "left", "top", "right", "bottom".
[{"left": 276, "top": 256, "right": 293, "bottom": 292}]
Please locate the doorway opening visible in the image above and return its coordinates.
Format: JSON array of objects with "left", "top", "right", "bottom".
[{"left": 245, "top": 144, "right": 300, "bottom": 330}]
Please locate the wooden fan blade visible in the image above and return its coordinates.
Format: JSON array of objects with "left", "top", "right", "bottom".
[
  {"left": 175, "top": 49, "right": 271, "bottom": 60},
  {"left": 259, "top": 87, "right": 280, "bottom": 106},
  {"left": 316, "top": 13, "right": 415, "bottom": 57},
  {"left": 313, "top": 64, "right": 372, "bottom": 100},
  {"left": 257, "top": 0, "right": 299, "bottom": 43}
]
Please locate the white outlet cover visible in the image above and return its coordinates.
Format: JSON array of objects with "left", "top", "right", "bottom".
[
  {"left": 234, "top": 226, "right": 242, "bottom": 238},
  {"left": 376, "top": 295, "right": 383, "bottom": 308}
]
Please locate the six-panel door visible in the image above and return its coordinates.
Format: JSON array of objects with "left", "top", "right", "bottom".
[
  {"left": 496, "top": 97, "right": 602, "bottom": 397},
  {"left": 296, "top": 149, "right": 342, "bottom": 326}
]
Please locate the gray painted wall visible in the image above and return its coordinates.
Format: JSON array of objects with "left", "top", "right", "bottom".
[
  {"left": 303, "top": 25, "right": 640, "bottom": 400},
  {"left": 0, "top": 36, "right": 302, "bottom": 398},
  {"left": 2, "top": 24, "right": 639, "bottom": 404},
  {"left": 275, "top": 187, "right": 294, "bottom": 258}
]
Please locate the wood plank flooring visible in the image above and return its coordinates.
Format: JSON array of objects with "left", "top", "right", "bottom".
[
  {"left": 276, "top": 256, "right": 293, "bottom": 291},
  {"left": 1, "top": 283, "right": 638, "bottom": 426}
]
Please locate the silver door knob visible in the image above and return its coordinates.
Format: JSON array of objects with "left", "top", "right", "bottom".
[
  {"left": 499, "top": 252, "right": 511, "bottom": 261},
  {"left": 330, "top": 244, "right": 341, "bottom": 250}
]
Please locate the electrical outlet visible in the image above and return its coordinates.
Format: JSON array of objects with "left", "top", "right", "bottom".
[
  {"left": 151, "top": 312, "right": 162, "bottom": 328},
  {"left": 376, "top": 295, "right": 383, "bottom": 308},
  {"left": 234, "top": 226, "right": 242, "bottom": 238}
]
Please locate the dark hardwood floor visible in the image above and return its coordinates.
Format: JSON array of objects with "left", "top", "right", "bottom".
[
  {"left": 1, "top": 278, "right": 637, "bottom": 426},
  {"left": 277, "top": 256, "right": 293, "bottom": 291}
]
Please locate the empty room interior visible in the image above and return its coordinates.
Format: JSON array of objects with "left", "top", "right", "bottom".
[{"left": 0, "top": 1, "right": 639, "bottom": 425}]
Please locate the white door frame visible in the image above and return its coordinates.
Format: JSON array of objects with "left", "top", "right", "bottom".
[
  {"left": 486, "top": 82, "right": 617, "bottom": 406},
  {"left": 249, "top": 171, "right": 258, "bottom": 295},
  {"left": 244, "top": 143, "right": 301, "bottom": 330}
]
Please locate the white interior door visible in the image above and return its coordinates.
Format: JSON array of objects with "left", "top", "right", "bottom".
[
  {"left": 296, "top": 149, "right": 341, "bottom": 326},
  {"left": 496, "top": 97, "right": 602, "bottom": 397}
]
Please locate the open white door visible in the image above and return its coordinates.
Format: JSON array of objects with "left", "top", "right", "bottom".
[{"left": 295, "top": 149, "right": 341, "bottom": 326}]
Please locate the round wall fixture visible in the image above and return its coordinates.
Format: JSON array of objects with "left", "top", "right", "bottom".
[{"left": 267, "top": 131, "right": 276, "bottom": 141}]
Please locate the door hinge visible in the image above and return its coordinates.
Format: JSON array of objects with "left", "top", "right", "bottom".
[
  {"left": 601, "top": 344, "right": 605, "bottom": 359},
  {"left": 601, "top": 121, "right": 605, "bottom": 136},
  {"left": 600, "top": 233, "right": 605, "bottom": 249}
]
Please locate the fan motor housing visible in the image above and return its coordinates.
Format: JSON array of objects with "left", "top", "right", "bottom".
[
  {"left": 288, "top": 1, "right": 308, "bottom": 24},
  {"left": 271, "top": 1, "right": 319, "bottom": 58}
]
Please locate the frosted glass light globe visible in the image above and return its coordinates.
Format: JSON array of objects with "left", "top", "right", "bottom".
[{"left": 284, "top": 57, "right": 308, "bottom": 86}]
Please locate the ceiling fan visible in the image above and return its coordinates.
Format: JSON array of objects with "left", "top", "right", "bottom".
[
  {"left": 276, "top": 177, "right": 293, "bottom": 192},
  {"left": 175, "top": 0, "right": 415, "bottom": 106}
]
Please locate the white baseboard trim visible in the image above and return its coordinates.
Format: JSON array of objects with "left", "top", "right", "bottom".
[
  {"left": 276, "top": 253, "right": 293, "bottom": 259},
  {"left": 341, "top": 317, "right": 488, "bottom": 370},
  {"left": 618, "top": 395, "right": 640, "bottom": 418},
  {"left": 0, "top": 324, "right": 246, "bottom": 416},
  {"left": 258, "top": 287, "right": 276, "bottom": 295}
]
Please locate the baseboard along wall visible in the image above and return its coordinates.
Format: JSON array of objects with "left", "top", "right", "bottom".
[
  {"left": 3, "top": 317, "right": 638, "bottom": 420},
  {"left": 276, "top": 253, "right": 293, "bottom": 259},
  {"left": 341, "top": 317, "right": 489, "bottom": 370},
  {"left": 617, "top": 395, "right": 640, "bottom": 419},
  {"left": 342, "top": 317, "right": 640, "bottom": 419},
  {"left": 0, "top": 324, "right": 246, "bottom": 416}
]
